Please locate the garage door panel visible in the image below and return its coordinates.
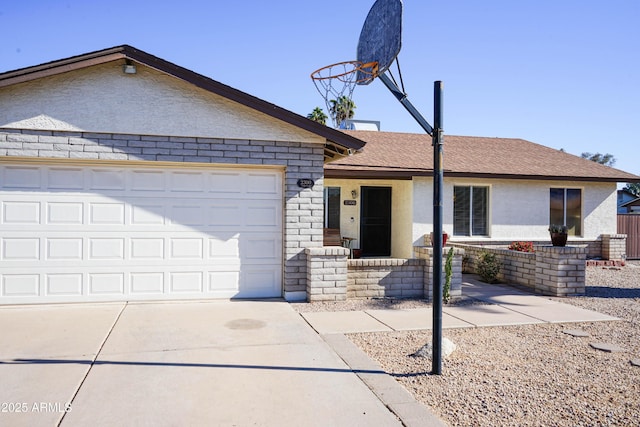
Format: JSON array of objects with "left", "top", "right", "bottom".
[
  {"left": 2, "top": 274, "right": 40, "bottom": 297},
  {"left": 208, "top": 271, "right": 240, "bottom": 294},
  {"left": 130, "top": 238, "right": 164, "bottom": 260},
  {"left": 47, "top": 202, "right": 83, "bottom": 224},
  {"left": 247, "top": 173, "right": 280, "bottom": 195},
  {"left": 131, "top": 169, "right": 165, "bottom": 192},
  {"left": 170, "top": 238, "right": 204, "bottom": 259},
  {"left": 170, "top": 171, "right": 206, "bottom": 192},
  {"left": 241, "top": 268, "right": 279, "bottom": 298},
  {"left": 3, "top": 238, "right": 40, "bottom": 260},
  {"left": 170, "top": 272, "right": 204, "bottom": 293},
  {"left": 209, "top": 236, "right": 240, "bottom": 259},
  {"left": 2, "top": 166, "right": 41, "bottom": 189},
  {"left": 0, "top": 164, "right": 283, "bottom": 304},
  {"left": 131, "top": 204, "right": 165, "bottom": 225},
  {"left": 89, "top": 238, "right": 125, "bottom": 260},
  {"left": 47, "top": 238, "right": 83, "bottom": 260},
  {"left": 89, "top": 169, "right": 126, "bottom": 191},
  {"left": 3, "top": 201, "right": 41, "bottom": 223},
  {"left": 130, "top": 272, "right": 164, "bottom": 294},
  {"left": 47, "top": 274, "right": 83, "bottom": 296},
  {"left": 208, "top": 205, "right": 242, "bottom": 226},
  {"left": 89, "top": 273, "right": 125, "bottom": 295},
  {"left": 208, "top": 171, "right": 244, "bottom": 193},
  {"left": 48, "top": 167, "right": 84, "bottom": 190}
]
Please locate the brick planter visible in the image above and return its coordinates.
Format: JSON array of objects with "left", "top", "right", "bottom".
[
  {"left": 535, "top": 246, "right": 587, "bottom": 296},
  {"left": 455, "top": 243, "right": 587, "bottom": 297}
]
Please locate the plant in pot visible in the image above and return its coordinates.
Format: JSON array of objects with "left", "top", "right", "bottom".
[
  {"left": 548, "top": 224, "right": 568, "bottom": 247},
  {"left": 430, "top": 231, "right": 449, "bottom": 247}
]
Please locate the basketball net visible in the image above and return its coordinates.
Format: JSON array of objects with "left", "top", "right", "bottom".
[{"left": 310, "top": 61, "right": 377, "bottom": 128}]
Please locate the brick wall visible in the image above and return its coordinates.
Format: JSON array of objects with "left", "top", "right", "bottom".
[
  {"left": 454, "top": 243, "right": 586, "bottom": 296},
  {"left": 535, "top": 246, "right": 586, "bottom": 296},
  {"left": 0, "top": 128, "right": 325, "bottom": 300},
  {"left": 305, "top": 247, "right": 349, "bottom": 302},
  {"left": 305, "top": 248, "right": 465, "bottom": 302},
  {"left": 601, "top": 234, "right": 627, "bottom": 261},
  {"left": 347, "top": 258, "right": 426, "bottom": 299}
]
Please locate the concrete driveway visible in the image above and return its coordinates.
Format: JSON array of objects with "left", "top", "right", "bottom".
[{"left": 0, "top": 300, "right": 403, "bottom": 427}]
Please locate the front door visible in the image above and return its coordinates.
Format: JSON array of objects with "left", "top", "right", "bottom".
[{"left": 360, "top": 187, "right": 392, "bottom": 257}]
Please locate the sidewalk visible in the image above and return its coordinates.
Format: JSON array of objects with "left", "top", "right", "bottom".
[{"left": 300, "top": 277, "right": 619, "bottom": 335}]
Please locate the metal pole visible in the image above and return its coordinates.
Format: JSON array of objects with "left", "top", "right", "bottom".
[
  {"left": 378, "top": 73, "right": 433, "bottom": 136},
  {"left": 376, "top": 72, "right": 444, "bottom": 374},
  {"left": 432, "top": 81, "right": 444, "bottom": 375}
]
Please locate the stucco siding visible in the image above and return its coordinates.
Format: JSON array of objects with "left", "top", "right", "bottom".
[
  {"left": 323, "top": 178, "right": 413, "bottom": 258},
  {"left": 413, "top": 177, "right": 618, "bottom": 245},
  {"left": 0, "top": 62, "right": 324, "bottom": 144}
]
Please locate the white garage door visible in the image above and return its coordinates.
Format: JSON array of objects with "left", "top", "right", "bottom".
[{"left": 0, "top": 162, "right": 283, "bottom": 304}]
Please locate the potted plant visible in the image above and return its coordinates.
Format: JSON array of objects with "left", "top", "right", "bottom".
[
  {"left": 549, "top": 224, "right": 568, "bottom": 247},
  {"left": 430, "top": 231, "right": 449, "bottom": 247}
]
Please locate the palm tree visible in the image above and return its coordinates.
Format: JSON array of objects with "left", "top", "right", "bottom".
[
  {"left": 307, "top": 107, "right": 328, "bottom": 125},
  {"left": 329, "top": 96, "right": 356, "bottom": 128}
]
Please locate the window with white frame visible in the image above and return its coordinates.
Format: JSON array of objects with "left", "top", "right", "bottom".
[
  {"left": 550, "top": 188, "right": 582, "bottom": 236},
  {"left": 453, "top": 186, "right": 489, "bottom": 236}
]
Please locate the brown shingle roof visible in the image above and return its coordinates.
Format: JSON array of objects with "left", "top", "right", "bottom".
[{"left": 325, "top": 130, "right": 640, "bottom": 182}]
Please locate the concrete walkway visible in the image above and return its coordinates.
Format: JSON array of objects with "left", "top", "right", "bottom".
[
  {"left": 0, "top": 278, "right": 619, "bottom": 427},
  {"left": 301, "top": 277, "right": 619, "bottom": 335},
  {"left": 0, "top": 300, "right": 415, "bottom": 427}
]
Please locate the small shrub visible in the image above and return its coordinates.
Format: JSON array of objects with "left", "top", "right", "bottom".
[
  {"left": 476, "top": 251, "right": 500, "bottom": 283},
  {"left": 443, "top": 247, "right": 454, "bottom": 304},
  {"left": 508, "top": 241, "right": 535, "bottom": 252}
]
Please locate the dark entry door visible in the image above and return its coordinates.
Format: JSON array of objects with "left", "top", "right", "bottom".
[{"left": 360, "top": 187, "right": 392, "bottom": 257}]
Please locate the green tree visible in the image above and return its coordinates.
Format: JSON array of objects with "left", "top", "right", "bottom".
[
  {"left": 329, "top": 96, "right": 356, "bottom": 128},
  {"left": 307, "top": 107, "right": 328, "bottom": 125},
  {"left": 624, "top": 183, "right": 640, "bottom": 197},
  {"left": 581, "top": 152, "right": 616, "bottom": 167}
]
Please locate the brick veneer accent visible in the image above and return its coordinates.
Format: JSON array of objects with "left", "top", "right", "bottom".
[
  {"left": 534, "top": 246, "right": 586, "bottom": 296},
  {"left": 347, "top": 258, "right": 426, "bottom": 299},
  {"left": 304, "top": 248, "right": 464, "bottom": 302},
  {"left": 601, "top": 234, "right": 627, "bottom": 261},
  {"left": 305, "top": 247, "right": 349, "bottom": 302},
  {"left": 1, "top": 128, "right": 325, "bottom": 300}
]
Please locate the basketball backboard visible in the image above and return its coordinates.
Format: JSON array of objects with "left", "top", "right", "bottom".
[{"left": 356, "top": 0, "right": 403, "bottom": 84}]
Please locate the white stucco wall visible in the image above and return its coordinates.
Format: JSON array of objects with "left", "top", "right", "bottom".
[
  {"left": 413, "top": 177, "right": 618, "bottom": 245},
  {"left": 0, "top": 61, "right": 325, "bottom": 144},
  {"left": 324, "top": 178, "right": 413, "bottom": 258}
]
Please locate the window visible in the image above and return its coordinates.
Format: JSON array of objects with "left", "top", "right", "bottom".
[
  {"left": 324, "top": 187, "right": 341, "bottom": 229},
  {"left": 550, "top": 188, "right": 582, "bottom": 236},
  {"left": 453, "top": 186, "right": 488, "bottom": 236}
]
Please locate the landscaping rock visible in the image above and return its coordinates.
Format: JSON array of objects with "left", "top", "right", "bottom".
[
  {"left": 589, "top": 342, "right": 626, "bottom": 353},
  {"left": 410, "top": 337, "right": 457, "bottom": 359}
]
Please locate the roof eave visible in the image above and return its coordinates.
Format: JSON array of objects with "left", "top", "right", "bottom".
[
  {"left": 325, "top": 167, "right": 638, "bottom": 183},
  {"left": 0, "top": 45, "right": 366, "bottom": 156}
]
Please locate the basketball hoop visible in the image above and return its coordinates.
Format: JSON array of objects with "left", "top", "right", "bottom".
[{"left": 310, "top": 60, "right": 378, "bottom": 127}]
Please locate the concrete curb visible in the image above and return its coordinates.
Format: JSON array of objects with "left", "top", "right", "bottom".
[{"left": 321, "top": 333, "right": 447, "bottom": 427}]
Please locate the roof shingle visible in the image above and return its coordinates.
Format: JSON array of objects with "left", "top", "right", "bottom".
[{"left": 325, "top": 130, "right": 640, "bottom": 182}]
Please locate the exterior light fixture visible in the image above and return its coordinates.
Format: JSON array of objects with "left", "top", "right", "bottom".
[{"left": 122, "top": 60, "right": 137, "bottom": 74}]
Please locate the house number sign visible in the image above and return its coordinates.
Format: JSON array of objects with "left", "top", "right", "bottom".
[{"left": 297, "top": 179, "right": 315, "bottom": 189}]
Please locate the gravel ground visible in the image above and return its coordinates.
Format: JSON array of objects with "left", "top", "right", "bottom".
[{"left": 295, "top": 262, "right": 640, "bottom": 426}]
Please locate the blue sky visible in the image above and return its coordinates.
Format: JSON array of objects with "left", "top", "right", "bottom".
[{"left": 1, "top": 1, "right": 638, "bottom": 178}]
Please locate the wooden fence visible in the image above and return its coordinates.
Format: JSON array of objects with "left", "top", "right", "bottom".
[{"left": 618, "top": 214, "right": 640, "bottom": 259}]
